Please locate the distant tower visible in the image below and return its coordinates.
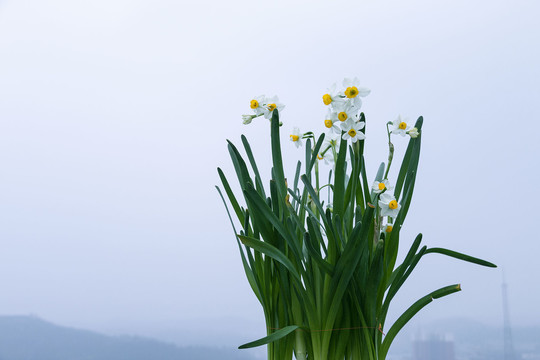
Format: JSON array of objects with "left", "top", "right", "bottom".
[{"left": 502, "top": 277, "right": 516, "bottom": 360}]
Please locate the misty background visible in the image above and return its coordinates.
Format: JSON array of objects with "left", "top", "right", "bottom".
[{"left": 0, "top": 0, "right": 539, "bottom": 358}]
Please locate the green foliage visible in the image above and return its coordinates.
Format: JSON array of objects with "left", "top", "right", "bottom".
[{"left": 217, "top": 110, "right": 495, "bottom": 360}]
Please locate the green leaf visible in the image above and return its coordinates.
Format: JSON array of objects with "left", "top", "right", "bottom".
[
  {"left": 270, "top": 110, "right": 287, "bottom": 203},
  {"left": 333, "top": 137, "right": 348, "bottom": 218},
  {"left": 215, "top": 186, "right": 262, "bottom": 303},
  {"left": 425, "top": 247, "right": 497, "bottom": 268},
  {"left": 238, "top": 234, "right": 302, "bottom": 283},
  {"left": 227, "top": 141, "right": 254, "bottom": 191},
  {"left": 304, "top": 231, "right": 334, "bottom": 276},
  {"left": 244, "top": 184, "right": 301, "bottom": 259},
  {"left": 241, "top": 135, "right": 266, "bottom": 198},
  {"left": 307, "top": 133, "right": 326, "bottom": 174},
  {"left": 238, "top": 325, "right": 300, "bottom": 349},
  {"left": 217, "top": 167, "right": 245, "bottom": 225},
  {"left": 293, "top": 161, "right": 302, "bottom": 194}
]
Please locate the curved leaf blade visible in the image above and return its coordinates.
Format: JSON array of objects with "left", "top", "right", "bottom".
[
  {"left": 425, "top": 247, "right": 497, "bottom": 268},
  {"left": 239, "top": 325, "right": 300, "bottom": 349}
]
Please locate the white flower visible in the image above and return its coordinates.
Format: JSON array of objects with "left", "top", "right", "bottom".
[
  {"left": 249, "top": 95, "right": 266, "bottom": 116},
  {"left": 290, "top": 127, "right": 302, "bottom": 148},
  {"left": 332, "top": 102, "right": 358, "bottom": 123},
  {"left": 323, "top": 110, "right": 342, "bottom": 134},
  {"left": 391, "top": 115, "right": 411, "bottom": 137},
  {"left": 242, "top": 114, "right": 256, "bottom": 125},
  {"left": 408, "top": 127, "right": 419, "bottom": 138},
  {"left": 342, "top": 77, "right": 371, "bottom": 108},
  {"left": 322, "top": 83, "right": 345, "bottom": 106},
  {"left": 340, "top": 118, "right": 366, "bottom": 143},
  {"left": 383, "top": 224, "right": 393, "bottom": 233},
  {"left": 317, "top": 135, "right": 340, "bottom": 165},
  {"left": 317, "top": 148, "right": 334, "bottom": 165},
  {"left": 262, "top": 95, "right": 285, "bottom": 120},
  {"left": 372, "top": 179, "right": 393, "bottom": 194},
  {"left": 323, "top": 134, "right": 340, "bottom": 150},
  {"left": 378, "top": 192, "right": 400, "bottom": 218}
]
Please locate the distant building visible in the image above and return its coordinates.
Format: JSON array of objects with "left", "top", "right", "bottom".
[{"left": 413, "top": 335, "right": 455, "bottom": 360}]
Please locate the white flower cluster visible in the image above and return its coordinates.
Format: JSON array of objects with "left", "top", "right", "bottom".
[
  {"left": 322, "top": 77, "right": 370, "bottom": 144},
  {"left": 241, "top": 79, "right": 420, "bottom": 227},
  {"left": 242, "top": 95, "right": 285, "bottom": 125}
]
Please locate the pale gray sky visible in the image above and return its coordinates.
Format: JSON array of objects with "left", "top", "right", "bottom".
[{"left": 0, "top": 0, "right": 539, "bottom": 349}]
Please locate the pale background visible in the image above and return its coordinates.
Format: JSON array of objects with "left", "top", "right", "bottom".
[{"left": 0, "top": 0, "right": 538, "bottom": 355}]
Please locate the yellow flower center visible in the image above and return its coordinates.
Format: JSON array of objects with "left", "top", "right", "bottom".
[
  {"left": 317, "top": 154, "right": 323, "bottom": 160},
  {"left": 250, "top": 100, "right": 259, "bottom": 109},
  {"left": 385, "top": 225, "right": 393, "bottom": 233},
  {"left": 324, "top": 119, "right": 333, "bottom": 128},
  {"left": 338, "top": 112, "right": 348, "bottom": 121},
  {"left": 345, "top": 86, "right": 359, "bottom": 98},
  {"left": 267, "top": 103, "right": 277, "bottom": 111},
  {"left": 322, "top": 94, "right": 332, "bottom": 105},
  {"left": 378, "top": 182, "right": 386, "bottom": 191},
  {"left": 388, "top": 200, "right": 398, "bottom": 209},
  {"left": 348, "top": 128, "right": 356, "bottom": 137},
  {"left": 290, "top": 134, "right": 299, "bottom": 142},
  {"left": 399, "top": 122, "right": 407, "bottom": 130}
]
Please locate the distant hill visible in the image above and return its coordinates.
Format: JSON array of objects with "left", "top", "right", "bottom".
[
  {"left": 0, "top": 316, "right": 255, "bottom": 360},
  {"left": 387, "top": 317, "right": 540, "bottom": 360}
]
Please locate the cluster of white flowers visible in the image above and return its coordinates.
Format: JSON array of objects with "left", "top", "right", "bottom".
[
  {"left": 242, "top": 95, "right": 285, "bottom": 125},
  {"left": 322, "top": 77, "right": 370, "bottom": 145},
  {"left": 242, "top": 78, "right": 422, "bottom": 228}
]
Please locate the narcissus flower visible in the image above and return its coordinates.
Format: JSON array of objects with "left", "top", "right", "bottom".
[
  {"left": 340, "top": 118, "right": 366, "bottom": 143},
  {"left": 378, "top": 192, "right": 400, "bottom": 218},
  {"left": 290, "top": 127, "right": 302, "bottom": 148},
  {"left": 317, "top": 151, "right": 334, "bottom": 165},
  {"left": 322, "top": 83, "right": 344, "bottom": 106},
  {"left": 324, "top": 111, "right": 342, "bottom": 134},
  {"left": 249, "top": 95, "right": 266, "bottom": 116},
  {"left": 342, "top": 77, "right": 371, "bottom": 108},
  {"left": 332, "top": 102, "right": 358, "bottom": 123},
  {"left": 391, "top": 115, "right": 411, "bottom": 137},
  {"left": 383, "top": 224, "right": 393, "bottom": 233},
  {"left": 242, "top": 114, "right": 257, "bottom": 125},
  {"left": 408, "top": 127, "right": 419, "bottom": 138},
  {"left": 372, "top": 179, "right": 393, "bottom": 194},
  {"left": 262, "top": 96, "right": 285, "bottom": 119}
]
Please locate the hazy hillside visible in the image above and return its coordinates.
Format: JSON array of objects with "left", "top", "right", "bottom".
[
  {"left": 387, "top": 317, "right": 540, "bottom": 360},
  {"left": 0, "top": 316, "right": 255, "bottom": 360}
]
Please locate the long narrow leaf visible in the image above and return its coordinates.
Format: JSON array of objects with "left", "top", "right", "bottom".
[
  {"left": 239, "top": 325, "right": 300, "bottom": 349},
  {"left": 425, "top": 248, "right": 497, "bottom": 267},
  {"left": 238, "top": 235, "right": 302, "bottom": 283}
]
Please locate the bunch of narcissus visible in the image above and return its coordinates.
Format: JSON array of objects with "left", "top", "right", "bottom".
[{"left": 217, "top": 78, "right": 495, "bottom": 360}]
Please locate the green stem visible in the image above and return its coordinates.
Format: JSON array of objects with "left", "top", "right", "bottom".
[{"left": 383, "top": 123, "right": 394, "bottom": 180}]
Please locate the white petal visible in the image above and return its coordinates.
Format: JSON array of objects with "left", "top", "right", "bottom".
[{"left": 357, "top": 87, "right": 371, "bottom": 97}]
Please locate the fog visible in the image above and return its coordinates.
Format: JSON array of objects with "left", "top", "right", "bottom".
[{"left": 0, "top": 0, "right": 538, "bottom": 351}]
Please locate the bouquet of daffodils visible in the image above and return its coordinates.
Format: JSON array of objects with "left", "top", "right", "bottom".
[{"left": 217, "top": 78, "right": 495, "bottom": 360}]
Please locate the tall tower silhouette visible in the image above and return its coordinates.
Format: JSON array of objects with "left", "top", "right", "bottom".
[{"left": 502, "top": 277, "right": 516, "bottom": 360}]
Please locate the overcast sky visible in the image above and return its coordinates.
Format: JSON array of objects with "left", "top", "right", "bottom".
[{"left": 0, "top": 0, "right": 539, "bottom": 351}]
